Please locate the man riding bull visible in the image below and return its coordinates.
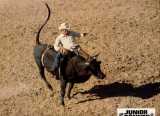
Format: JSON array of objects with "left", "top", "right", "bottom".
[{"left": 53, "top": 22, "right": 91, "bottom": 71}]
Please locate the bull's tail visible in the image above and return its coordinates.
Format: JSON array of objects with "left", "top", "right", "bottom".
[{"left": 36, "top": 3, "right": 51, "bottom": 45}]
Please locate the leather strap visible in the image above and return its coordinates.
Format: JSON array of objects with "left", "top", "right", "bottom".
[{"left": 41, "top": 47, "right": 50, "bottom": 66}]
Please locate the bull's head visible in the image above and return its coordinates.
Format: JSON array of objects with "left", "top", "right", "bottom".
[{"left": 89, "top": 54, "right": 105, "bottom": 79}]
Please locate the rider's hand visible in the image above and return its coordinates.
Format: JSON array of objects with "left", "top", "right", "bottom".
[{"left": 59, "top": 47, "right": 68, "bottom": 55}]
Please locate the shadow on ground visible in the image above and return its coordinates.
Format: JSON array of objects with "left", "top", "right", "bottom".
[{"left": 73, "top": 81, "right": 160, "bottom": 104}]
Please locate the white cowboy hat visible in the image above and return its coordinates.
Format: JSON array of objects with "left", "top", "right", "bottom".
[{"left": 58, "top": 23, "right": 71, "bottom": 30}]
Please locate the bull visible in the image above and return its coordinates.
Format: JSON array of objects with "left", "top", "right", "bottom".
[{"left": 33, "top": 3, "right": 105, "bottom": 105}]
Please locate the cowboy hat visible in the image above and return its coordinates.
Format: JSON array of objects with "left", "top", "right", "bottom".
[{"left": 58, "top": 23, "right": 71, "bottom": 30}]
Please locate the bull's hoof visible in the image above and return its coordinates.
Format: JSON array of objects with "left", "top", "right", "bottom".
[
  {"left": 47, "top": 84, "right": 53, "bottom": 91},
  {"left": 50, "top": 92, "right": 54, "bottom": 97},
  {"left": 60, "top": 101, "right": 65, "bottom": 106},
  {"left": 67, "top": 96, "right": 71, "bottom": 100},
  {"left": 55, "top": 76, "right": 59, "bottom": 80}
]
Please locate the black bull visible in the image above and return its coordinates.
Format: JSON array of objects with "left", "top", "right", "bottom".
[{"left": 33, "top": 3, "right": 105, "bottom": 105}]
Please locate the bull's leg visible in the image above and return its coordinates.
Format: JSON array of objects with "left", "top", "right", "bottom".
[
  {"left": 59, "top": 79, "right": 66, "bottom": 105},
  {"left": 67, "top": 82, "right": 74, "bottom": 99},
  {"left": 39, "top": 66, "right": 53, "bottom": 91}
]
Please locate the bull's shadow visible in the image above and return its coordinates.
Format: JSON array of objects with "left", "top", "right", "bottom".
[{"left": 74, "top": 81, "right": 160, "bottom": 103}]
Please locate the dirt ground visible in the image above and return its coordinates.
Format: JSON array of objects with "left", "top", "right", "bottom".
[{"left": 0, "top": 0, "right": 160, "bottom": 116}]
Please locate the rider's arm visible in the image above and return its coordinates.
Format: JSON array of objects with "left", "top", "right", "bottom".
[
  {"left": 54, "top": 36, "right": 62, "bottom": 51},
  {"left": 70, "top": 31, "right": 88, "bottom": 38},
  {"left": 54, "top": 36, "right": 68, "bottom": 54}
]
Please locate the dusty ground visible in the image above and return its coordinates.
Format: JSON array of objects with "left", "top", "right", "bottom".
[{"left": 0, "top": 0, "right": 160, "bottom": 115}]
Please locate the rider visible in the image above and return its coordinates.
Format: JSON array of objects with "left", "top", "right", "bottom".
[{"left": 53, "top": 22, "right": 90, "bottom": 71}]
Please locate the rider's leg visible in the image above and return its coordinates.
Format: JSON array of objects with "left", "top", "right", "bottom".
[{"left": 52, "top": 52, "right": 61, "bottom": 71}]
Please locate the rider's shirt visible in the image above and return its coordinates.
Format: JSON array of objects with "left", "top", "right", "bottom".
[{"left": 54, "top": 31, "right": 81, "bottom": 51}]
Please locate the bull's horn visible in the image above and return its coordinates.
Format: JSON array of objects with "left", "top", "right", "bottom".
[{"left": 92, "top": 52, "right": 100, "bottom": 58}]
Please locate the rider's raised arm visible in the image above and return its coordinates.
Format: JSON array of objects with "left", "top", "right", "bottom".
[{"left": 70, "top": 31, "right": 87, "bottom": 39}]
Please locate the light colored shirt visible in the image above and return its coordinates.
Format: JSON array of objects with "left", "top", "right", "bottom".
[{"left": 54, "top": 31, "right": 82, "bottom": 51}]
